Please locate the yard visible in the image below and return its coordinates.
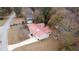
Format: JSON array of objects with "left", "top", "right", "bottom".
[{"left": 7, "top": 18, "right": 63, "bottom": 51}]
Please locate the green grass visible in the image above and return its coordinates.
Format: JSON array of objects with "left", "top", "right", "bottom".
[{"left": 0, "top": 20, "right": 6, "bottom": 26}]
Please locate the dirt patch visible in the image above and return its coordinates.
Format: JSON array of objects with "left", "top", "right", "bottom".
[
  {"left": 8, "top": 18, "right": 30, "bottom": 45},
  {"left": 8, "top": 27, "right": 30, "bottom": 45}
]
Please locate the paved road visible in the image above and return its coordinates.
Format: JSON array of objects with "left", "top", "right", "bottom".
[{"left": 0, "top": 12, "right": 16, "bottom": 51}]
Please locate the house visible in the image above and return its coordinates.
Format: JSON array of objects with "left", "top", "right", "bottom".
[{"left": 27, "top": 23, "right": 52, "bottom": 40}]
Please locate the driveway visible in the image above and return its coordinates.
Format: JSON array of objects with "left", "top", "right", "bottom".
[{"left": 8, "top": 36, "right": 63, "bottom": 51}]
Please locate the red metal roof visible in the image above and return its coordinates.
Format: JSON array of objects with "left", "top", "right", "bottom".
[
  {"left": 37, "top": 23, "right": 52, "bottom": 33},
  {"left": 27, "top": 23, "right": 52, "bottom": 39}
]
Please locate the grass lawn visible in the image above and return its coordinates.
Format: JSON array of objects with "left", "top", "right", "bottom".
[{"left": 0, "top": 20, "right": 7, "bottom": 26}]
